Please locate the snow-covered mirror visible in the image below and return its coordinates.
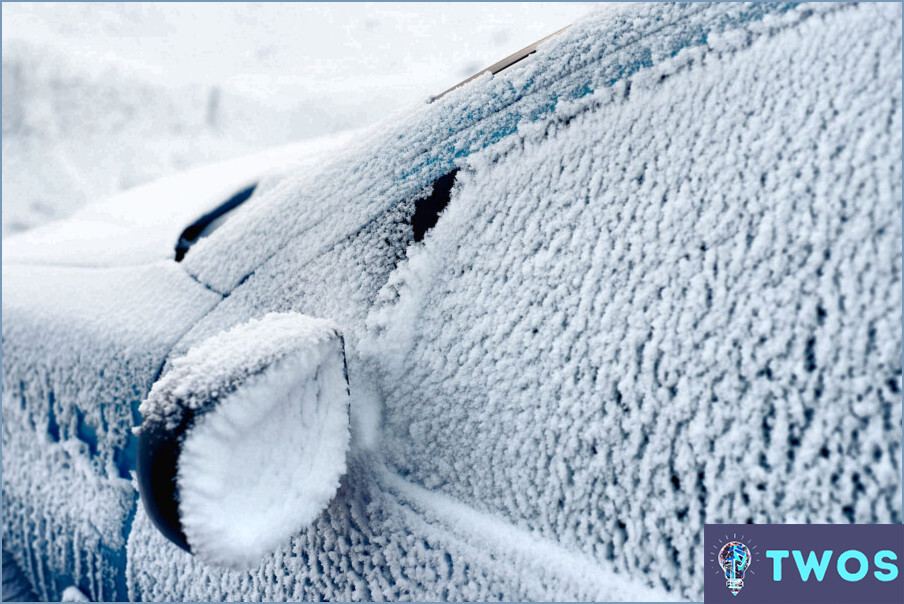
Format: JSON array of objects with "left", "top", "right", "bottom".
[{"left": 135, "top": 312, "right": 350, "bottom": 569}]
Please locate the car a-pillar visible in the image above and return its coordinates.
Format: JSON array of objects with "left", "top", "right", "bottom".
[{"left": 135, "top": 312, "right": 351, "bottom": 569}]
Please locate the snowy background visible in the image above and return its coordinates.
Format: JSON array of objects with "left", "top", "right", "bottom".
[{"left": 1, "top": 2, "right": 594, "bottom": 238}]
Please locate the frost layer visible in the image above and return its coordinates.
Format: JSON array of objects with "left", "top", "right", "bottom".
[
  {"left": 1, "top": 262, "right": 221, "bottom": 601},
  {"left": 367, "top": 2, "right": 903, "bottom": 597},
  {"left": 139, "top": 312, "right": 345, "bottom": 431},
  {"left": 130, "top": 2, "right": 903, "bottom": 600},
  {"left": 3, "top": 1, "right": 899, "bottom": 601}
]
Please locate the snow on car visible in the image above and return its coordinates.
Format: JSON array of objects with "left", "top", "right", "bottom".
[{"left": 2, "top": 2, "right": 901, "bottom": 601}]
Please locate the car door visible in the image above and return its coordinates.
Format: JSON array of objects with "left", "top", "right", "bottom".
[{"left": 122, "top": 3, "right": 903, "bottom": 601}]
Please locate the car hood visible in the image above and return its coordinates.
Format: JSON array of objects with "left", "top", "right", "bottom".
[{"left": 1, "top": 132, "right": 356, "bottom": 268}]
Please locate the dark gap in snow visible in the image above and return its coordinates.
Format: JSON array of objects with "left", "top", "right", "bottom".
[
  {"left": 2, "top": 550, "right": 37, "bottom": 602},
  {"left": 175, "top": 183, "right": 257, "bottom": 262},
  {"left": 803, "top": 407, "right": 814, "bottom": 425},
  {"left": 46, "top": 392, "right": 60, "bottom": 442},
  {"left": 114, "top": 422, "right": 138, "bottom": 480},
  {"left": 804, "top": 336, "right": 817, "bottom": 372},
  {"left": 616, "top": 520, "right": 628, "bottom": 547},
  {"left": 842, "top": 505, "right": 855, "bottom": 523},
  {"left": 696, "top": 471, "right": 707, "bottom": 510},
  {"left": 866, "top": 324, "right": 877, "bottom": 355},
  {"left": 412, "top": 170, "right": 458, "bottom": 242},
  {"left": 73, "top": 408, "right": 97, "bottom": 456}
]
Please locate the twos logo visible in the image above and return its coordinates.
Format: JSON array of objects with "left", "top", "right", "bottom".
[
  {"left": 765, "top": 548, "right": 897, "bottom": 583},
  {"left": 704, "top": 524, "right": 904, "bottom": 604},
  {"left": 713, "top": 538, "right": 756, "bottom": 595}
]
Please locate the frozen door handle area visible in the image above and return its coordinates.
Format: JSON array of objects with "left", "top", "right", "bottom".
[{"left": 135, "top": 312, "right": 350, "bottom": 569}]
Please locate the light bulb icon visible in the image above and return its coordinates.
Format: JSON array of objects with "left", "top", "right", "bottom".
[{"left": 718, "top": 541, "right": 751, "bottom": 596}]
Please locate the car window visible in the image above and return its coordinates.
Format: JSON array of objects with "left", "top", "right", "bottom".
[{"left": 412, "top": 169, "right": 458, "bottom": 242}]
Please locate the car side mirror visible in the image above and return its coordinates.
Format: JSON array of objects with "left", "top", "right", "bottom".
[{"left": 135, "top": 312, "right": 350, "bottom": 569}]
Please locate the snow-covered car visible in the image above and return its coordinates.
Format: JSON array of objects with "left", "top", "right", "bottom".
[{"left": 3, "top": 3, "right": 901, "bottom": 601}]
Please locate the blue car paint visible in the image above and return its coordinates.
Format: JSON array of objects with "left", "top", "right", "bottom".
[{"left": 4, "top": 3, "right": 804, "bottom": 600}]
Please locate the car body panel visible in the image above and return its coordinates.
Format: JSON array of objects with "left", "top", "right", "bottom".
[
  {"left": 1, "top": 134, "right": 355, "bottom": 268},
  {"left": 2, "top": 2, "right": 901, "bottom": 602},
  {"left": 1, "top": 262, "right": 222, "bottom": 600}
]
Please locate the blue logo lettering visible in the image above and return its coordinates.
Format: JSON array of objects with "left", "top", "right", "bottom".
[
  {"left": 792, "top": 550, "right": 833, "bottom": 582},
  {"left": 837, "top": 550, "right": 869, "bottom": 581},
  {"left": 874, "top": 550, "right": 899, "bottom": 582},
  {"left": 766, "top": 550, "right": 789, "bottom": 581}
]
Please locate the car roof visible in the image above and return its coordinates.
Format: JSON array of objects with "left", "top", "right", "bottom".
[{"left": 180, "top": 3, "right": 796, "bottom": 295}]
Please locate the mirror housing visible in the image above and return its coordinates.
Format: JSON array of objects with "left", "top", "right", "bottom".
[{"left": 135, "top": 312, "right": 350, "bottom": 568}]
